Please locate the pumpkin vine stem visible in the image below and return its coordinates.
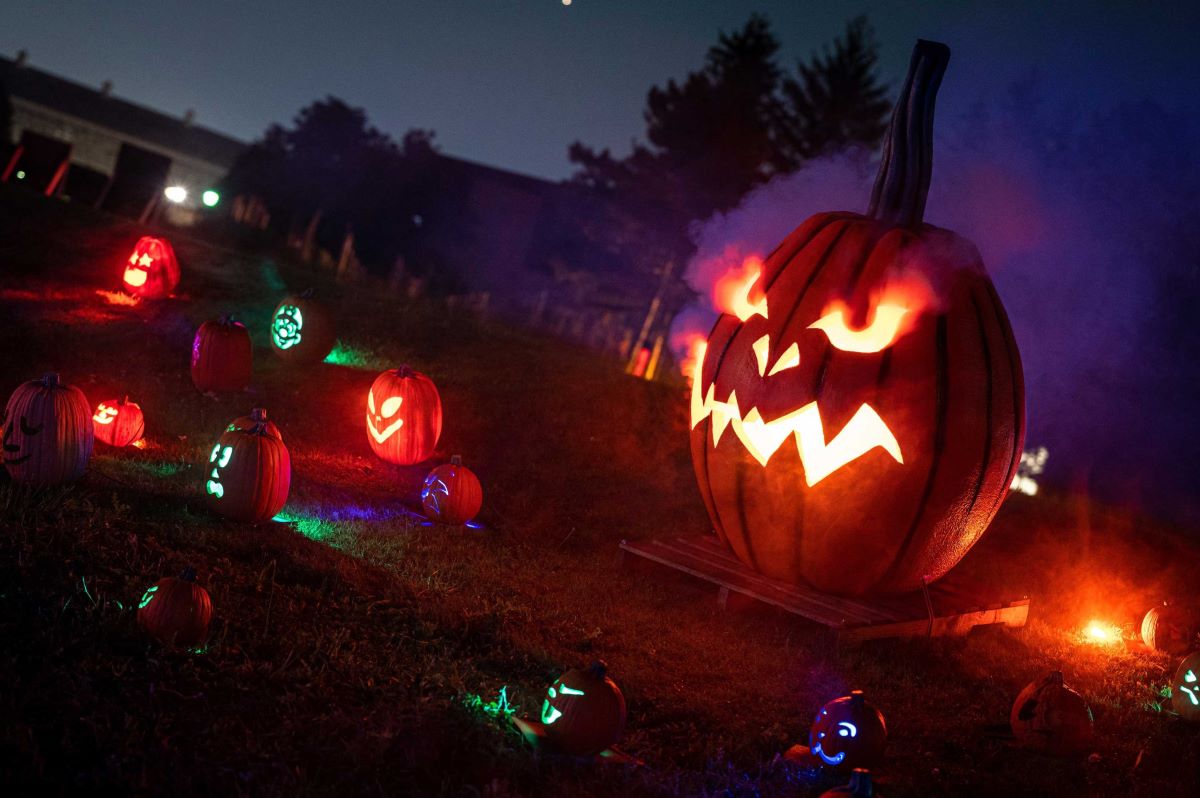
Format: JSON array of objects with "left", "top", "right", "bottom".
[
  {"left": 179, "top": 566, "right": 197, "bottom": 582},
  {"left": 868, "top": 39, "right": 950, "bottom": 229},
  {"left": 587, "top": 660, "right": 608, "bottom": 679}
]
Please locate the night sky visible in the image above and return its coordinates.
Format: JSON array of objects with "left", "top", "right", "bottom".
[{"left": 3, "top": 1, "right": 1198, "bottom": 180}]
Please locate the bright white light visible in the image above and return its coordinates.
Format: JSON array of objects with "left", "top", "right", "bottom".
[
  {"left": 562, "top": 0, "right": 572, "bottom": 5},
  {"left": 164, "top": 185, "right": 188, "bottom": 203},
  {"left": 202, "top": 189, "right": 220, "bottom": 207}
]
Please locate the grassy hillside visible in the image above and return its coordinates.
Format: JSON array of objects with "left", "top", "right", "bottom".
[{"left": 2, "top": 185, "right": 1198, "bottom": 796}]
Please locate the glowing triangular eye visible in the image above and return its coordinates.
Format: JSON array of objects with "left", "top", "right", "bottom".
[
  {"left": 752, "top": 335, "right": 770, "bottom": 376},
  {"left": 767, "top": 343, "right": 800, "bottom": 376},
  {"left": 367, "top": 389, "right": 376, "bottom": 414},
  {"left": 381, "top": 396, "right": 403, "bottom": 418}
]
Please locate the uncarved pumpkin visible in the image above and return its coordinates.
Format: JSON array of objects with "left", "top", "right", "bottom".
[
  {"left": 1171, "top": 651, "right": 1200, "bottom": 722},
  {"left": 93, "top": 396, "right": 145, "bottom": 447},
  {"left": 191, "top": 316, "right": 253, "bottom": 393},
  {"left": 541, "top": 660, "right": 627, "bottom": 757},
  {"left": 1010, "top": 671, "right": 1093, "bottom": 757},
  {"left": 203, "top": 408, "right": 290, "bottom": 521},
  {"left": 810, "top": 691, "right": 887, "bottom": 771},
  {"left": 422, "top": 455, "right": 483, "bottom": 525},
  {"left": 1140, "top": 602, "right": 1199, "bottom": 655},
  {"left": 3, "top": 372, "right": 93, "bottom": 485},
  {"left": 270, "top": 291, "right": 336, "bottom": 364},
  {"left": 121, "top": 236, "right": 180, "bottom": 299},
  {"left": 366, "top": 366, "right": 442, "bottom": 465},
  {"left": 137, "top": 566, "right": 212, "bottom": 646},
  {"left": 689, "top": 40, "right": 1024, "bottom": 596}
]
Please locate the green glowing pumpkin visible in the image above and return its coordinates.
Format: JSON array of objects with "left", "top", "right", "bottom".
[
  {"left": 270, "top": 292, "right": 335, "bottom": 364},
  {"left": 541, "top": 660, "right": 626, "bottom": 757}
]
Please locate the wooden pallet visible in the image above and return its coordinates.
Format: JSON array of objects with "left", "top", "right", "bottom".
[{"left": 619, "top": 535, "right": 1029, "bottom": 643}]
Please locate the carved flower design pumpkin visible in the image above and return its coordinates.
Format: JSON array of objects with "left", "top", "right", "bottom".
[
  {"left": 204, "top": 408, "right": 290, "bottom": 521},
  {"left": 270, "top": 291, "right": 336, "bottom": 364},
  {"left": 689, "top": 41, "right": 1024, "bottom": 597},
  {"left": 1171, "top": 651, "right": 1200, "bottom": 722},
  {"left": 191, "top": 316, "right": 253, "bottom": 394},
  {"left": 3, "top": 372, "right": 93, "bottom": 485},
  {"left": 121, "top": 236, "right": 180, "bottom": 299},
  {"left": 92, "top": 396, "right": 145, "bottom": 447},
  {"left": 1140, "top": 602, "right": 1200, "bottom": 655},
  {"left": 422, "top": 455, "right": 483, "bottom": 525},
  {"left": 137, "top": 566, "right": 213, "bottom": 647},
  {"left": 366, "top": 366, "right": 442, "bottom": 465},
  {"left": 1010, "top": 671, "right": 1094, "bottom": 756},
  {"left": 809, "top": 691, "right": 887, "bottom": 771},
  {"left": 541, "top": 660, "right": 627, "bottom": 757}
]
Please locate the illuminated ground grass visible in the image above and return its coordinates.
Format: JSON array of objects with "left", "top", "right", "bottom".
[{"left": 1, "top": 184, "right": 1199, "bottom": 796}]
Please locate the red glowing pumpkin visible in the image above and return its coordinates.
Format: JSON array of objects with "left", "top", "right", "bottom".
[
  {"left": 366, "top": 366, "right": 442, "bottom": 465},
  {"left": 689, "top": 41, "right": 1024, "bottom": 597},
  {"left": 1010, "top": 671, "right": 1093, "bottom": 757},
  {"left": 1171, "top": 651, "right": 1200, "bottom": 722},
  {"left": 203, "top": 409, "right": 290, "bottom": 521},
  {"left": 191, "top": 316, "right": 253, "bottom": 393},
  {"left": 1140, "top": 602, "right": 1200, "bottom": 655},
  {"left": 137, "top": 566, "right": 212, "bottom": 646},
  {"left": 2, "top": 372, "right": 93, "bottom": 485},
  {"left": 92, "top": 396, "right": 145, "bottom": 447},
  {"left": 422, "top": 455, "right": 483, "bottom": 525},
  {"left": 541, "top": 660, "right": 627, "bottom": 757},
  {"left": 121, "top": 236, "right": 180, "bottom": 299},
  {"left": 270, "top": 291, "right": 336, "bottom": 364},
  {"left": 809, "top": 691, "right": 887, "bottom": 771}
]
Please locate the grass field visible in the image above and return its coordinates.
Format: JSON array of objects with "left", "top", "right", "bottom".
[{"left": 2, "top": 185, "right": 1199, "bottom": 796}]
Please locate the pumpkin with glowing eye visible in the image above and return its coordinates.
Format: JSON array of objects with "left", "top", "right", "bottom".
[
  {"left": 3, "top": 372, "right": 93, "bottom": 485},
  {"left": 137, "top": 566, "right": 212, "bottom": 647},
  {"left": 203, "top": 408, "right": 290, "bottom": 521},
  {"left": 1010, "top": 671, "right": 1093, "bottom": 756},
  {"left": 1140, "top": 602, "right": 1200, "bottom": 655},
  {"left": 191, "top": 316, "right": 253, "bottom": 394},
  {"left": 366, "top": 366, "right": 442, "bottom": 465},
  {"left": 121, "top": 236, "right": 180, "bottom": 299},
  {"left": 809, "top": 691, "right": 887, "bottom": 771},
  {"left": 226, "top": 408, "right": 282, "bottom": 441},
  {"left": 92, "top": 396, "right": 145, "bottom": 447},
  {"left": 1171, "top": 651, "right": 1200, "bottom": 722},
  {"left": 270, "top": 291, "right": 336, "bottom": 364},
  {"left": 540, "top": 660, "right": 627, "bottom": 757},
  {"left": 689, "top": 40, "right": 1024, "bottom": 597},
  {"left": 421, "top": 455, "right": 483, "bottom": 525}
]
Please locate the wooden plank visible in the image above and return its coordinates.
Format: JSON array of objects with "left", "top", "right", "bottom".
[{"left": 838, "top": 600, "right": 1031, "bottom": 643}]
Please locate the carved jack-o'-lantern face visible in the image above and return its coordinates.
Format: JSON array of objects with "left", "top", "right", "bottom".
[
  {"left": 93, "top": 403, "right": 118, "bottom": 425},
  {"left": 121, "top": 236, "right": 180, "bottom": 300},
  {"left": 365, "top": 367, "right": 442, "bottom": 465},
  {"left": 367, "top": 389, "right": 405, "bottom": 445},
  {"left": 809, "top": 691, "right": 887, "bottom": 770},
  {"left": 2, "top": 409, "right": 42, "bottom": 466},
  {"left": 205, "top": 443, "right": 234, "bottom": 499},
  {"left": 3, "top": 372, "right": 94, "bottom": 485}
]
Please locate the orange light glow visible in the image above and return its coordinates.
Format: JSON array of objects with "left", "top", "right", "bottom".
[
  {"left": 713, "top": 256, "right": 767, "bottom": 321},
  {"left": 95, "top": 289, "right": 139, "bottom": 306},
  {"left": 131, "top": 439, "right": 148, "bottom": 449},
  {"left": 680, "top": 336, "right": 707, "bottom": 381},
  {"left": 1083, "top": 620, "right": 1120, "bottom": 645}
]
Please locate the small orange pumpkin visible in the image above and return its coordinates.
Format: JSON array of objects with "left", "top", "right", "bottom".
[
  {"left": 366, "top": 366, "right": 442, "bottom": 465},
  {"left": 191, "top": 316, "right": 253, "bottom": 393},
  {"left": 422, "top": 455, "right": 483, "bottom": 525},
  {"left": 137, "top": 566, "right": 212, "bottom": 646},
  {"left": 1010, "top": 671, "right": 1093, "bottom": 756},
  {"left": 810, "top": 691, "right": 887, "bottom": 771},
  {"left": 121, "top": 236, "right": 180, "bottom": 300},
  {"left": 3, "top": 372, "right": 93, "bottom": 485},
  {"left": 541, "top": 660, "right": 627, "bottom": 757},
  {"left": 203, "top": 409, "right": 290, "bottom": 521},
  {"left": 92, "top": 396, "right": 145, "bottom": 447}
]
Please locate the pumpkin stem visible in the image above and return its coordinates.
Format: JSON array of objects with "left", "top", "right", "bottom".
[
  {"left": 41, "top": 372, "right": 60, "bottom": 387},
  {"left": 391, "top": 365, "right": 416, "bottom": 379},
  {"left": 121, "top": 395, "right": 130, "bottom": 405},
  {"left": 450, "top": 455, "right": 463, "bottom": 466},
  {"left": 867, "top": 39, "right": 950, "bottom": 229},
  {"left": 179, "top": 566, "right": 197, "bottom": 582},
  {"left": 1046, "top": 671, "right": 1065, "bottom": 687},
  {"left": 250, "top": 407, "right": 269, "bottom": 433},
  {"left": 847, "top": 769, "right": 875, "bottom": 797},
  {"left": 849, "top": 690, "right": 866, "bottom": 708},
  {"left": 587, "top": 660, "right": 608, "bottom": 680}
]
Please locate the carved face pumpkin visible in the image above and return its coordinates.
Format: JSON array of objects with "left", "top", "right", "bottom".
[
  {"left": 92, "top": 396, "right": 145, "bottom": 447},
  {"left": 366, "top": 366, "right": 442, "bottom": 465},
  {"left": 689, "top": 41, "right": 1024, "bottom": 597},
  {"left": 270, "top": 293, "right": 335, "bottom": 364},
  {"left": 3, "top": 372, "right": 93, "bottom": 485},
  {"left": 809, "top": 691, "right": 887, "bottom": 771},
  {"left": 137, "top": 566, "right": 212, "bottom": 647},
  {"left": 540, "top": 660, "right": 627, "bottom": 757},
  {"left": 421, "top": 455, "right": 483, "bottom": 525},
  {"left": 1171, "top": 652, "right": 1200, "bottom": 722},
  {"left": 1010, "top": 671, "right": 1093, "bottom": 756},
  {"left": 121, "top": 236, "right": 180, "bottom": 300},
  {"left": 203, "top": 408, "right": 290, "bottom": 521}
]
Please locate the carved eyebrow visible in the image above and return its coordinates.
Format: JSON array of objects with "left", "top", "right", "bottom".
[{"left": 20, "top": 417, "right": 44, "bottom": 435}]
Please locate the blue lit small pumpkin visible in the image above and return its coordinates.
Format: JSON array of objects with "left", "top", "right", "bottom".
[
  {"left": 421, "top": 455, "right": 482, "bottom": 525},
  {"left": 810, "top": 691, "right": 887, "bottom": 771}
]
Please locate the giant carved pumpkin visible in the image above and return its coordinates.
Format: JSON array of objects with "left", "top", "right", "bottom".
[
  {"left": 809, "top": 691, "right": 887, "bottom": 771},
  {"left": 203, "top": 408, "right": 290, "bottom": 521},
  {"left": 270, "top": 291, "right": 336, "bottom": 364},
  {"left": 93, "top": 396, "right": 145, "bottom": 447},
  {"left": 137, "top": 566, "right": 212, "bottom": 647},
  {"left": 1140, "top": 602, "right": 1199, "bottom": 656},
  {"left": 191, "top": 316, "right": 253, "bottom": 394},
  {"left": 421, "top": 455, "right": 483, "bottom": 525},
  {"left": 1010, "top": 671, "right": 1093, "bottom": 757},
  {"left": 121, "top": 236, "right": 180, "bottom": 299},
  {"left": 689, "top": 41, "right": 1024, "bottom": 597},
  {"left": 1172, "top": 651, "right": 1200, "bottom": 722},
  {"left": 366, "top": 366, "right": 442, "bottom": 465},
  {"left": 3, "top": 372, "right": 93, "bottom": 485},
  {"left": 541, "top": 660, "right": 627, "bottom": 757}
]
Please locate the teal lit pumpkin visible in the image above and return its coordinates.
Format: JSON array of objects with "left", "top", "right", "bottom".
[
  {"left": 270, "top": 292, "right": 335, "bottom": 364},
  {"left": 541, "top": 660, "right": 627, "bottom": 757}
]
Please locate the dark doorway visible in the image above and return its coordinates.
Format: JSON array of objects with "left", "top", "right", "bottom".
[
  {"left": 102, "top": 142, "right": 170, "bottom": 218},
  {"left": 1, "top": 130, "right": 71, "bottom": 195}
]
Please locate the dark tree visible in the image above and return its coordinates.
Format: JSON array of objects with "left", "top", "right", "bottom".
[{"left": 777, "top": 16, "right": 890, "bottom": 161}]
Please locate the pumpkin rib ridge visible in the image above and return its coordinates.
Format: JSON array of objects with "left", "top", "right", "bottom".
[
  {"left": 732, "top": 459, "right": 760, "bottom": 570},
  {"left": 963, "top": 292, "right": 995, "bottom": 519},
  {"left": 982, "top": 280, "right": 1025, "bottom": 519}
]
